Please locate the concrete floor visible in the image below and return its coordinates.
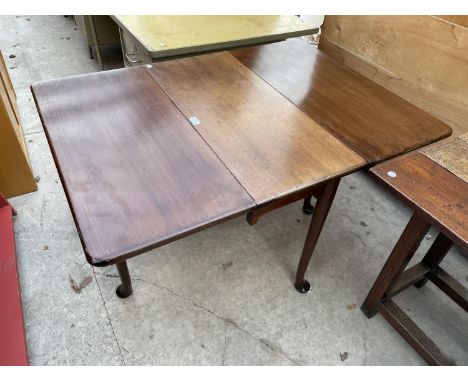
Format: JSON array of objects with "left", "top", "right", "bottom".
[{"left": 1, "top": 15, "right": 467, "bottom": 366}]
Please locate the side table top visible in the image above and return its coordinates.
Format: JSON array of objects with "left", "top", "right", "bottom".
[{"left": 370, "top": 152, "right": 467, "bottom": 250}]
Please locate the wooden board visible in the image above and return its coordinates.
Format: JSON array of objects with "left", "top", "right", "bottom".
[
  {"left": 147, "top": 53, "right": 366, "bottom": 204},
  {"left": 0, "top": 53, "right": 37, "bottom": 198},
  {"left": 0, "top": 53, "right": 20, "bottom": 127},
  {"left": 370, "top": 153, "right": 467, "bottom": 249},
  {"left": 231, "top": 39, "right": 452, "bottom": 163},
  {"left": 0, "top": 52, "right": 29, "bottom": 159},
  {"left": 319, "top": 16, "right": 468, "bottom": 137},
  {"left": 31, "top": 67, "right": 255, "bottom": 265},
  {"left": 0, "top": 196, "right": 28, "bottom": 366},
  {"left": 420, "top": 133, "right": 468, "bottom": 183},
  {"left": 112, "top": 16, "right": 319, "bottom": 59}
]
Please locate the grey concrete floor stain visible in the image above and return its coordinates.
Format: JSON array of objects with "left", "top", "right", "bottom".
[{"left": 1, "top": 15, "right": 467, "bottom": 365}]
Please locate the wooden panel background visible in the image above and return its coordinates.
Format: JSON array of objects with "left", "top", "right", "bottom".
[
  {"left": 437, "top": 16, "right": 468, "bottom": 29},
  {"left": 319, "top": 16, "right": 468, "bottom": 137}
]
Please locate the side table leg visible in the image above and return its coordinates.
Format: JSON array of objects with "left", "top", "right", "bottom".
[
  {"left": 361, "top": 213, "right": 430, "bottom": 318},
  {"left": 116, "top": 261, "right": 133, "bottom": 298},
  {"left": 414, "top": 232, "right": 453, "bottom": 288},
  {"left": 295, "top": 178, "right": 340, "bottom": 293}
]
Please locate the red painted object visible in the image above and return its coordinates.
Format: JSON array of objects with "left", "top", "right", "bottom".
[{"left": 0, "top": 193, "right": 28, "bottom": 365}]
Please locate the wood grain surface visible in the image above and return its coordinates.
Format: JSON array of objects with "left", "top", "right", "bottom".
[
  {"left": 31, "top": 67, "right": 255, "bottom": 265},
  {"left": 231, "top": 39, "right": 452, "bottom": 163},
  {"left": 112, "top": 15, "right": 319, "bottom": 59},
  {"left": 0, "top": 52, "right": 37, "bottom": 198},
  {"left": 147, "top": 53, "right": 365, "bottom": 204},
  {"left": 370, "top": 153, "right": 467, "bottom": 249},
  {"left": 420, "top": 133, "right": 468, "bottom": 183},
  {"left": 436, "top": 15, "right": 468, "bottom": 28}
]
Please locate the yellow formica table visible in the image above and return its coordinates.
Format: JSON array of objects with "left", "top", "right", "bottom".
[{"left": 111, "top": 15, "right": 320, "bottom": 66}]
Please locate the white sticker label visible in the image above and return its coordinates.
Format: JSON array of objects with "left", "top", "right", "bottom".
[
  {"left": 387, "top": 171, "right": 397, "bottom": 178},
  {"left": 189, "top": 117, "right": 201, "bottom": 126}
]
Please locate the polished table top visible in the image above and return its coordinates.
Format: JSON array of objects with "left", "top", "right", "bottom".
[
  {"left": 231, "top": 39, "right": 452, "bottom": 163},
  {"left": 31, "top": 46, "right": 451, "bottom": 266},
  {"left": 32, "top": 67, "right": 255, "bottom": 265},
  {"left": 31, "top": 57, "right": 363, "bottom": 265},
  {"left": 148, "top": 52, "right": 365, "bottom": 204},
  {"left": 112, "top": 16, "right": 319, "bottom": 59},
  {"left": 370, "top": 140, "right": 467, "bottom": 249}
]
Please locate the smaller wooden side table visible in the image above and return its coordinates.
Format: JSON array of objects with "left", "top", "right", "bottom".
[{"left": 362, "top": 136, "right": 468, "bottom": 365}]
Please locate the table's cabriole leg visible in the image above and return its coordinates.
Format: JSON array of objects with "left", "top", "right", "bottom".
[
  {"left": 414, "top": 232, "right": 453, "bottom": 289},
  {"left": 302, "top": 195, "right": 314, "bottom": 214},
  {"left": 116, "top": 261, "right": 133, "bottom": 298},
  {"left": 361, "top": 213, "right": 431, "bottom": 317},
  {"left": 295, "top": 178, "right": 341, "bottom": 293}
]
